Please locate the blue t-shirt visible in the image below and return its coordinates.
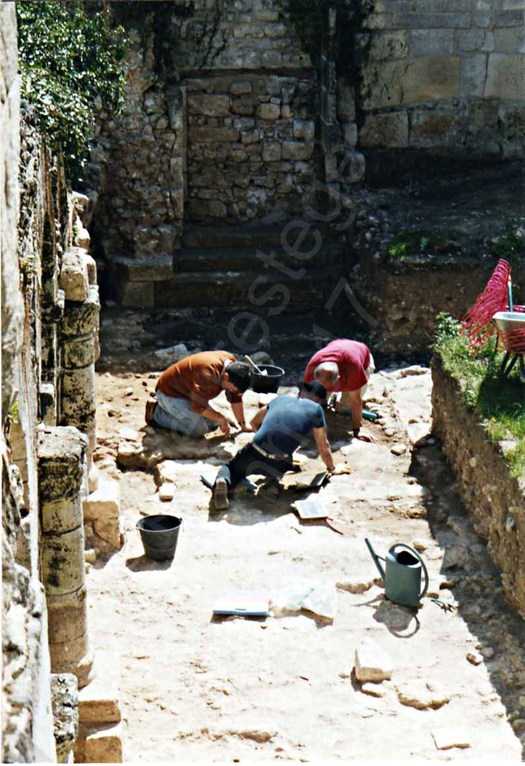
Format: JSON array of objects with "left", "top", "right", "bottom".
[{"left": 253, "top": 395, "right": 325, "bottom": 456}]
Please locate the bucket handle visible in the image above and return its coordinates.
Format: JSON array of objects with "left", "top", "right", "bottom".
[{"left": 390, "top": 543, "right": 429, "bottom": 600}]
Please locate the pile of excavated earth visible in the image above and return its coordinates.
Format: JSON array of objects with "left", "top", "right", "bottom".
[{"left": 86, "top": 351, "right": 525, "bottom": 762}]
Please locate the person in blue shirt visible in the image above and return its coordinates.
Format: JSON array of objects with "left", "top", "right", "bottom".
[{"left": 213, "top": 381, "right": 337, "bottom": 510}]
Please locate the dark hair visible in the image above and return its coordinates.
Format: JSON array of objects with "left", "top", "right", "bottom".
[
  {"left": 226, "top": 362, "right": 251, "bottom": 393},
  {"left": 301, "top": 380, "right": 327, "bottom": 402}
]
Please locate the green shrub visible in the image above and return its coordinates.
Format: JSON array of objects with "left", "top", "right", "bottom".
[
  {"left": 387, "top": 229, "right": 462, "bottom": 258},
  {"left": 17, "top": 1, "right": 128, "bottom": 184},
  {"left": 433, "top": 312, "right": 525, "bottom": 477}
]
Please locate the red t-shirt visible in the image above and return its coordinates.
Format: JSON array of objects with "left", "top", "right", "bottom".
[{"left": 303, "top": 339, "right": 371, "bottom": 392}]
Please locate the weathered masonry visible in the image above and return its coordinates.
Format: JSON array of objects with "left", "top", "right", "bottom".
[
  {"left": 86, "top": 0, "right": 525, "bottom": 309},
  {"left": 2, "top": 5, "right": 122, "bottom": 761}
]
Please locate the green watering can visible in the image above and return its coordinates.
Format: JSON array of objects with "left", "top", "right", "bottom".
[{"left": 365, "top": 537, "right": 429, "bottom": 608}]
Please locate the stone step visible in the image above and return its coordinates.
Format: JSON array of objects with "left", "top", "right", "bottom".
[
  {"left": 182, "top": 222, "right": 337, "bottom": 250},
  {"left": 154, "top": 268, "right": 339, "bottom": 311},
  {"left": 174, "top": 244, "right": 342, "bottom": 272}
]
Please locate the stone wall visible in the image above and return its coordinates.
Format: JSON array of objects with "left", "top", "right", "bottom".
[
  {"left": 88, "top": 0, "right": 318, "bottom": 258},
  {"left": 1, "top": 5, "right": 56, "bottom": 760},
  {"left": 431, "top": 352, "right": 525, "bottom": 618},
  {"left": 355, "top": 0, "right": 525, "bottom": 158},
  {"left": 2, "top": 4, "right": 112, "bottom": 757},
  {"left": 186, "top": 73, "right": 316, "bottom": 221}
]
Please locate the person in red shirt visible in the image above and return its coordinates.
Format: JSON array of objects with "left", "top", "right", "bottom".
[
  {"left": 303, "top": 339, "right": 375, "bottom": 441},
  {"left": 152, "top": 351, "right": 252, "bottom": 436}
]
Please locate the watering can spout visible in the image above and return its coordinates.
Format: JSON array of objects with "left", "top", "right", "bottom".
[{"left": 365, "top": 537, "right": 385, "bottom": 580}]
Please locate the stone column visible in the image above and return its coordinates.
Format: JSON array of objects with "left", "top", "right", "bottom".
[
  {"left": 38, "top": 426, "right": 94, "bottom": 688},
  {"left": 59, "top": 280, "right": 100, "bottom": 487}
]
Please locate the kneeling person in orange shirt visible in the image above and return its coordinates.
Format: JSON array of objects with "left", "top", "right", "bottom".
[{"left": 153, "top": 351, "right": 252, "bottom": 436}]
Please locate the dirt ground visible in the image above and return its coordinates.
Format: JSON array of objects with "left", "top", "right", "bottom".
[{"left": 85, "top": 358, "right": 525, "bottom": 763}]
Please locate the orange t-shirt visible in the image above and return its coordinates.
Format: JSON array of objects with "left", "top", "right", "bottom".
[{"left": 156, "top": 351, "right": 242, "bottom": 413}]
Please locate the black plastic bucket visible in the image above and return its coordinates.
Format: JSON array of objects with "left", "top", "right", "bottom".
[
  {"left": 136, "top": 514, "right": 182, "bottom": 560},
  {"left": 250, "top": 365, "right": 285, "bottom": 394}
]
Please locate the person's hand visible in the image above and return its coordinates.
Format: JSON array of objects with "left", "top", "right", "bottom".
[
  {"left": 355, "top": 431, "right": 375, "bottom": 443},
  {"left": 239, "top": 422, "right": 254, "bottom": 432},
  {"left": 329, "top": 463, "right": 351, "bottom": 475},
  {"left": 218, "top": 418, "right": 231, "bottom": 435}
]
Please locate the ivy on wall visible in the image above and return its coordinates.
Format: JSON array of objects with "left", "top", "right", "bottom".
[{"left": 16, "top": 1, "right": 128, "bottom": 184}]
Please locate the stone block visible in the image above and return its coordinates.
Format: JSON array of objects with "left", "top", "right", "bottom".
[
  {"left": 370, "top": 30, "right": 409, "bottom": 59},
  {"left": 230, "top": 80, "right": 253, "bottom": 95},
  {"left": 61, "top": 285, "right": 100, "bottom": 336},
  {"left": 354, "top": 637, "right": 393, "bottom": 682},
  {"left": 61, "top": 366, "right": 95, "bottom": 420},
  {"left": 38, "top": 427, "right": 87, "bottom": 502},
  {"left": 282, "top": 141, "right": 314, "bottom": 161},
  {"left": 262, "top": 141, "right": 282, "bottom": 161},
  {"left": 410, "top": 29, "right": 454, "bottom": 57},
  {"left": 62, "top": 334, "right": 96, "bottom": 369},
  {"left": 256, "top": 102, "right": 281, "bottom": 120},
  {"left": 113, "top": 255, "right": 174, "bottom": 282},
  {"left": 83, "top": 483, "right": 121, "bottom": 550},
  {"left": 232, "top": 96, "right": 255, "bottom": 115},
  {"left": 493, "top": 27, "right": 522, "bottom": 53},
  {"left": 41, "top": 496, "right": 83, "bottom": 535},
  {"left": 51, "top": 674, "right": 79, "bottom": 764},
  {"left": 410, "top": 110, "right": 460, "bottom": 146},
  {"left": 117, "top": 280, "right": 155, "bottom": 308},
  {"left": 460, "top": 54, "right": 488, "bottom": 97},
  {"left": 60, "top": 248, "right": 89, "bottom": 302},
  {"left": 485, "top": 53, "right": 525, "bottom": 99},
  {"left": 84, "top": 723, "right": 123, "bottom": 764},
  {"left": 187, "top": 93, "right": 231, "bottom": 117},
  {"left": 78, "top": 650, "right": 121, "bottom": 725},
  {"left": 47, "top": 589, "right": 88, "bottom": 644},
  {"left": 293, "top": 119, "right": 315, "bottom": 140},
  {"left": 401, "top": 56, "right": 461, "bottom": 103},
  {"left": 42, "top": 530, "right": 86, "bottom": 595},
  {"left": 360, "top": 111, "right": 409, "bottom": 148},
  {"left": 361, "top": 61, "right": 406, "bottom": 109},
  {"left": 189, "top": 126, "right": 240, "bottom": 143},
  {"left": 432, "top": 728, "right": 471, "bottom": 750},
  {"left": 85, "top": 254, "right": 97, "bottom": 285},
  {"left": 75, "top": 227, "right": 91, "bottom": 249},
  {"left": 159, "top": 482, "right": 175, "bottom": 501},
  {"left": 457, "top": 28, "right": 488, "bottom": 52}
]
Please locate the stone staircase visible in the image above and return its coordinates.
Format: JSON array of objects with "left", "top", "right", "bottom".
[{"left": 154, "top": 222, "right": 345, "bottom": 312}]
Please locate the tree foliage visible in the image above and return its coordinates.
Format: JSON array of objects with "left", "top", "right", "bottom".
[{"left": 17, "top": 1, "right": 128, "bottom": 184}]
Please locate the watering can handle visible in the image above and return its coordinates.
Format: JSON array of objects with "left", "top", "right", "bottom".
[{"left": 390, "top": 543, "right": 429, "bottom": 600}]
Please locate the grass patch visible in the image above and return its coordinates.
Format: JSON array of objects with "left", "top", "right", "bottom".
[
  {"left": 433, "top": 313, "right": 525, "bottom": 478},
  {"left": 387, "top": 229, "right": 463, "bottom": 258}
]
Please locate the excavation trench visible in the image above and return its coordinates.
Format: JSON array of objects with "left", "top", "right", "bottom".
[{"left": 85, "top": 358, "right": 524, "bottom": 762}]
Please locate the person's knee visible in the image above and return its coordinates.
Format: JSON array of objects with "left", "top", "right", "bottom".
[{"left": 189, "top": 419, "right": 210, "bottom": 436}]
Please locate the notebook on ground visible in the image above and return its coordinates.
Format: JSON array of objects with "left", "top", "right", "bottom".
[{"left": 213, "top": 589, "right": 270, "bottom": 617}]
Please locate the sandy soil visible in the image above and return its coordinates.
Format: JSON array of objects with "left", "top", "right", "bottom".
[{"left": 85, "top": 362, "right": 525, "bottom": 763}]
